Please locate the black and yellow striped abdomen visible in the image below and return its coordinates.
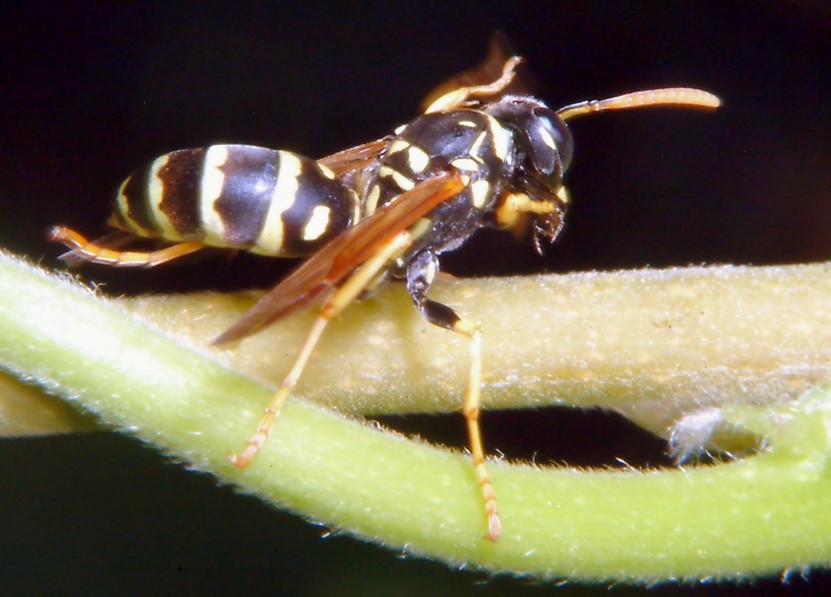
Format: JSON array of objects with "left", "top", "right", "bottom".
[{"left": 110, "top": 144, "right": 360, "bottom": 257}]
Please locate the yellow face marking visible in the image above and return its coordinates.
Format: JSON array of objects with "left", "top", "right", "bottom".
[
  {"left": 485, "top": 115, "right": 511, "bottom": 161},
  {"left": 557, "top": 186, "right": 570, "bottom": 204},
  {"left": 302, "top": 205, "right": 332, "bottom": 241},
  {"left": 379, "top": 165, "right": 415, "bottom": 191},
  {"left": 200, "top": 145, "right": 230, "bottom": 244},
  {"left": 364, "top": 184, "right": 381, "bottom": 217},
  {"left": 457, "top": 119, "right": 477, "bottom": 128},
  {"left": 539, "top": 126, "right": 558, "bottom": 151},
  {"left": 451, "top": 157, "right": 480, "bottom": 172},
  {"left": 470, "top": 179, "right": 491, "bottom": 209},
  {"left": 256, "top": 150, "right": 302, "bottom": 254},
  {"left": 394, "top": 123, "right": 407, "bottom": 135},
  {"left": 406, "top": 145, "right": 430, "bottom": 173}
]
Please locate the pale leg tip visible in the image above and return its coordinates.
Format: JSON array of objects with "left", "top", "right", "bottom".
[
  {"left": 487, "top": 512, "right": 502, "bottom": 542},
  {"left": 229, "top": 451, "right": 251, "bottom": 468},
  {"left": 46, "top": 226, "right": 64, "bottom": 241}
]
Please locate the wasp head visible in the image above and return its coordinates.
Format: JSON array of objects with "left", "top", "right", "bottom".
[{"left": 486, "top": 96, "right": 573, "bottom": 253}]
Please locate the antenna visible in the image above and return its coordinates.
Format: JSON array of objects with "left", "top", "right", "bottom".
[{"left": 557, "top": 88, "right": 720, "bottom": 121}]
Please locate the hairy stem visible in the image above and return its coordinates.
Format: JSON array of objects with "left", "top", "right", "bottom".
[{"left": 1, "top": 251, "right": 831, "bottom": 581}]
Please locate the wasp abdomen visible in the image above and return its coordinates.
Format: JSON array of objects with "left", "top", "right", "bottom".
[{"left": 110, "top": 144, "right": 360, "bottom": 257}]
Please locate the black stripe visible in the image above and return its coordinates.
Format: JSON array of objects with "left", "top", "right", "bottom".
[
  {"left": 213, "top": 145, "right": 279, "bottom": 246},
  {"left": 157, "top": 148, "right": 206, "bottom": 237}
]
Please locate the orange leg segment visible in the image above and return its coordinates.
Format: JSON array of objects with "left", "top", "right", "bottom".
[
  {"left": 230, "top": 230, "right": 415, "bottom": 467},
  {"left": 453, "top": 318, "right": 501, "bottom": 541},
  {"left": 48, "top": 225, "right": 204, "bottom": 267}
]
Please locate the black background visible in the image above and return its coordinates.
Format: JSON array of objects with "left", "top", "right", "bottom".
[{"left": 2, "top": 1, "right": 830, "bottom": 594}]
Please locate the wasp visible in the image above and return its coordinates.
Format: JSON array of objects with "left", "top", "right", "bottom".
[{"left": 49, "top": 40, "right": 719, "bottom": 541}]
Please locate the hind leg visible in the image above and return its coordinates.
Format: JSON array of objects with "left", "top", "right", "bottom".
[
  {"left": 48, "top": 225, "right": 204, "bottom": 267},
  {"left": 407, "top": 250, "right": 501, "bottom": 541}
]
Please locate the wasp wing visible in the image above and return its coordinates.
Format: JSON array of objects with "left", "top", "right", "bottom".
[
  {"left": 419, "top": 33, "right": 537, "bottom": 112},
  {"left": 318, "top": 36, "right": 525, "bottom": 178},
  {"left": 212, "top": 171, "right": 466, "bottom": 345},
  {"left": 318, "top": 137, "right": 392, "bottom": 175}
]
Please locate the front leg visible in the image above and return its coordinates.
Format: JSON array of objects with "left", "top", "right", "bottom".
[{"left": 407, "top": 251, "right": 501, "bottom": 541}]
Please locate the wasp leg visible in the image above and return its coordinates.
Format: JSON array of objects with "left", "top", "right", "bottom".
[
  {"left": 48, "top": 225, "right": 205, "bottom": 267},
  {"left": 494, "top": 190, "right": 566, "bottom": 227},
  {"left": 493, "top": 190, "right": 569, "bottom": 255},
  {"left": 406, "top": 251, "right": 502, "bottom": 541},
  {"left": 231, "top": 230, "right": 415, "bottom": 467}
]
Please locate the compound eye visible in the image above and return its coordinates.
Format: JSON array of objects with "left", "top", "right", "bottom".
[{"left": 532, "top": 107, "right": 573, "bottom": 172}]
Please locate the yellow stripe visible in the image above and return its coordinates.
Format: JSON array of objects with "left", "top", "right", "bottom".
[
  {"left": 364, "top": 184, "right": 381, "bottom": 217},
  {"left": 485, "top": 115, "right": 511, "bottom": 161},
  {"left": 256, "top": 150, "right": 302, "bottom": 254},
  {"left": 114, "top": 178, "right": 147, "bottom": 234},
  {"left": 147, "top": 155, "right": 183, "bottom": 240},
  {"left": 200, "top": 145, "right": 230, "bottom": 245}
]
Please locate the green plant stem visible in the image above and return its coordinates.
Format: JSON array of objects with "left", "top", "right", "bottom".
[
  {"left": 0, "top": 370, "right": 97, "bottom": 435},
  {"left": 2, "top": 251, "right": 831, "bottom": 581},
  {"left": 9, "top": 260, "right": 831, "bottom": 446}
]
